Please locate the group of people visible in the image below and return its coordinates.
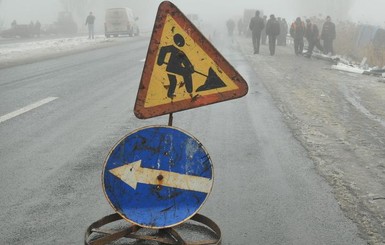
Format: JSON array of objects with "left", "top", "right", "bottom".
[
  {"left": 248, "top": 10, "right": 336, "bottom": 58},
  {"left": 290, "top": 16, "right": 336, "bottom": 57},
  {"left": 249, "top": 11, "right": 289, "bottom": 56}
]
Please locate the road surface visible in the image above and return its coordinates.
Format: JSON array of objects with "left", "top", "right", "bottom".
[{"left": 0, "top": 35, "right": 367, "bottom": 244}]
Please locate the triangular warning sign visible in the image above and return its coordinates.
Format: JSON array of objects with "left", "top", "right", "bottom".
[{"left": 134, "top": 1, "right": 248, "bottom": 119}]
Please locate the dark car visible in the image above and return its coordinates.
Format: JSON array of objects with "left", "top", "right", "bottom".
[{"left": 1, "top": 24, "right": 34, "bottom": 38}]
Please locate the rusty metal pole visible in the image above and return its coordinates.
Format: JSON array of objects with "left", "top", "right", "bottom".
[{"left": 168, "top": 113, "right": 173, "bottom": 126}]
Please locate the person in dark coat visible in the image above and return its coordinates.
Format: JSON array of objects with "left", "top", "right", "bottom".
[
  {"left": 261, "top": 15, "right": 267, "bottom": 45},
  {"left": 321, "top": 16, "right": 336, "bottom": 55},
  {"left": 281, "top": 18, "right": 288, "bottom": 46},
  {"left": 265, "top": 14, "right": 280, "bottom": 55},
  {"left": 85, "top": 12, "right": 95, "bottom": 39},
  {"left": 237, "top": 18, "right": 243, "bottom": 35},
  {"left": 290, "top": 17, "right": 305, "bottom": 55},
  {"left": 29, "top": 21, "right": 34, "bottom": 37},
  {"left": 249, "top": 10, "right": 265, "bottom": 54},
  {"left": 35, "top": 20, "right": 41, "bottom": 37},
  {"left": 11, "top": 20, "right": 17, "bottom": 28},
  {"left": 277, "top": 17, "right": 283, "bottom": 46},
  {"left": 304, "top": 19, "right": 323, "bottom": 57},
  {"left": 226, "top": 19, "right": 235, "bottom": 36},
  {"left": 277, "top": 17, "right": 288, "bottom": 46}
]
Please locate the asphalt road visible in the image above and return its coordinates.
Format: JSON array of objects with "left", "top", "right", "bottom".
[{"left": 0, "top": 36, "right": 365, "bottom": 244}]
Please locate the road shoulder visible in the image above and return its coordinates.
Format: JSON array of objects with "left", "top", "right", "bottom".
[{"left": 236, "top": 35, "right": 385, "bottom": 244}]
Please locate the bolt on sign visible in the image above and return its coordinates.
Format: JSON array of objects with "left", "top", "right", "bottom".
[
  {"left": 134, "top": 1, "right": 248, "bottom": 119},
  {"left": 102, "top": 126, "right": 213, "bottom": 228}
]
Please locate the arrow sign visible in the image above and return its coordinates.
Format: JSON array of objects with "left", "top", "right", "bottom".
[
  {"left": 102, "top": 126, "right": 213, "bottom": 229},
  {"left": 109, "top": 160, "right": 212, "bottom": 193}
]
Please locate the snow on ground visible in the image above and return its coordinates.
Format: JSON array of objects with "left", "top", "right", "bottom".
[{"left": 0, "top": 35, "right": 122, "bottom": 68}]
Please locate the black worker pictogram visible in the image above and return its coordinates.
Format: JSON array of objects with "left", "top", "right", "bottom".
[{"left": 157, "top": 33, "right": 226, "bottom": 98}]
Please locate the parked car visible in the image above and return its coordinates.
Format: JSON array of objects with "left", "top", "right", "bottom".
[
  {"left": 1, "top": 25, "right": 30, "bottom": 38},
  {"left": 104, "top": 8, "right": 139, "bottom": 37}
]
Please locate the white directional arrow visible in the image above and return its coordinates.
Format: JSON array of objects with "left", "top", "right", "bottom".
[{"left": 109, "top": 160, "right": 212, "bottom": 193}]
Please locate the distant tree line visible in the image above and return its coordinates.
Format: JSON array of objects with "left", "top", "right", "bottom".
[{"left": 296, "top": 0, "right": 355, "bottom": 21}]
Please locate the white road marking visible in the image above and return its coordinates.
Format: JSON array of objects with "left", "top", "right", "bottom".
[
  {"left": 139, "top": 58, "right": 146, "bottom": 62},
  {"left": 0, "top": 97, "right": 58, "bottom": 123}
]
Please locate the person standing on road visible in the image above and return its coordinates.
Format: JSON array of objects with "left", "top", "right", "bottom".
[
  {"left": 11, "top": 20, "right": 17, "bottom": 28},
  {"left": 304, "top": 19, "right": 323, "bottom": 58},
  {"left": 237, "top": 18, "right": 243, "bottom": 36},
  {"left": 261, "top": 15, "right": 267, "bottom": 45},
  {"left": 277, "top": 17, "right": 288, "bottom": 46},
  {"left": 321, "top": 16, "right": 336, "bottom": 55},
  {"left": 281, "top": 18, "right": 288, "bottom": 46},
  {"left": 226, "top": 19, "right": 235, "bottom": 36},
  {"left": 29, "top": 21, "right": 34, "bottom": 37},
  {"left": 265, "top": 14, "right": 280, "bottom": 56},
  {"left": 35, "top": 20, "right": 41, "bottom": 37},
  {"left": 85, "top": 12, "right": 95, "bottom": 39},
  {"left": 249, "top": 10, "right": 265, "bottom": 54},
  {"left": 290, "top": 17, "right": 305, "bottom": 55},
  {"left": 277, "top": 17, "right": 282, "bottom": 46}
]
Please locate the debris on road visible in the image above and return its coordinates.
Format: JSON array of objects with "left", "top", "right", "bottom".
[
  {"left": 311, "top": 52, "right": 339, "bottom": 63},
  {"left": 363, "top": 68, "right": 385, "bottom": 77},
  {"left": 331, "top": 62, "right": 366, "bottom": 74},
  {"left": 311, "top": 51, "right": 385, "bottom": 78}
]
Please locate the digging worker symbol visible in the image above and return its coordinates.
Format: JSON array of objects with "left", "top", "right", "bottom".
[{"left": 157, "top": 33, "right": 226, "bottom": 98}]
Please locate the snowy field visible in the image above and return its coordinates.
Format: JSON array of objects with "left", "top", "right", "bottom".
[{"left": 0, "top": 35, "right": 125, "bottom": 68}]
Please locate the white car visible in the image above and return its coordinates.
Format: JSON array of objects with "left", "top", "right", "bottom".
[{"left": 104, "top": 8, "right": 139, "bottom": 37}]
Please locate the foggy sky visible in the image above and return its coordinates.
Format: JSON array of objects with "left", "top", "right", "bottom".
[{"left": 0, "top": 0, "right": 384, "bottom": 30}]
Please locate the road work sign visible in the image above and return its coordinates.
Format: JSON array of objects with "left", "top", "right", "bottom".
[
  {"left": 102, "top": 126, "right": 213, "bottom": 228},
  {"left": 134, "top": 1, "right": 248, "bottom": 119}
]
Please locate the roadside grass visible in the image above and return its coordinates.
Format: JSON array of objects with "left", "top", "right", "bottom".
[{"left": 335, "top": 21, "right": 385, "bottom": 67}]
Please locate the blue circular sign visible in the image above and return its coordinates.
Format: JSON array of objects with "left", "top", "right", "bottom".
[{"left": 102, "top": 126, "right": 213, "bottom": 229}]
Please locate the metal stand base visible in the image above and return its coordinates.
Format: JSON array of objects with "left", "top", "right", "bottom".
[{"left": 85, "top": 213, "right": 221, "bottom": 245}]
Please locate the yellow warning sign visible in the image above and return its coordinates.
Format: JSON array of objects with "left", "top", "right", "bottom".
[
  {"left": 134, "top": 1, "right": 248, "bottom": 119},
  {"left": 145, "top": 14, "right": 239, "bottom": 107}
]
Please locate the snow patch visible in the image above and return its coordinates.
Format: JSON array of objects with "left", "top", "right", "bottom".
[{"left": 0, "top": 35, "right": 118, "bottom": 67}]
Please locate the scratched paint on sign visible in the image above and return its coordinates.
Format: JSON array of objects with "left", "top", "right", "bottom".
[{"left": 102, "top": 126, "right": 213, "bottom": 229}]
